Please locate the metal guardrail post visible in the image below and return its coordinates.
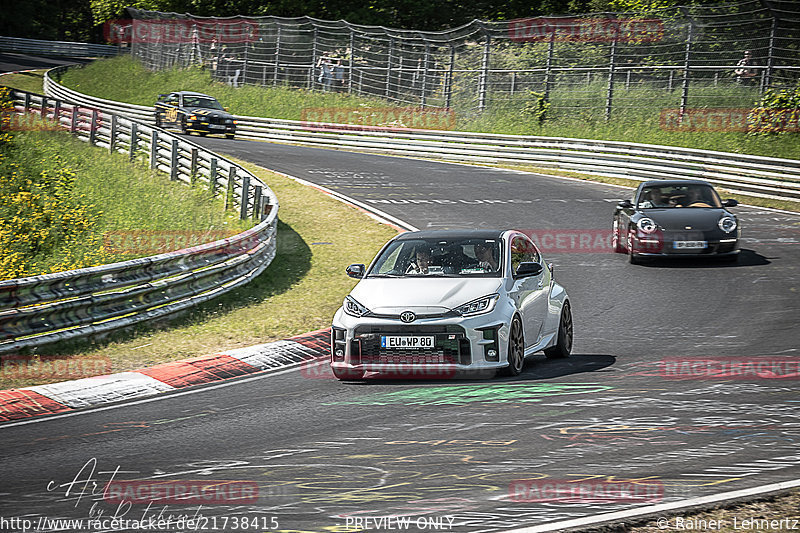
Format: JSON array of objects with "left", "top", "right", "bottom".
[
  {"left": 764, "top": 1, "right": 777, "bottom": 90},
  {"left": 261, "top": 196, "right": 271, "bottom": 221},
  {"left": 150, "top": 130, "right": 158, "bottom": 169},
  {"left": 70, "top": 106, "right": 78, "bottom": 133},
  {"left": 209, "top": 157, "right": 218, "bottom": 194},
  {"left": 130, "top": 122, "right": 138, "bottom": 161},
  {"left": 680, "top": 8, "right": 694, "bottom": 120},
  {"left": 240, "top": 175, "right": 250, "bottom": 220},
  {"left": 54, "top": 99, "right": 61, "bottom": 125},
  {"left": 23, "top": 92, "right": 30, "bottom": 113},
  {"left": 309, "top": 27, "right": 317, "bottom": 89},
  {"left": 253, "top": 185, "right": 263, "bottom": 221},
  {"left": 445, "top": 45, "right": 455, "bottom": 109},
  {"left": 109, "top": 114, "right": 118, "bottom": 153},
  {"left": 89, "top": 109, "right": 98, "bottom": 145},
  {"left": 544, "top": 34, "right": 555, "bottom": 102},
  {"left": 190, "top": 147, "right": 198, "bottom": 185},
  {"left": 385, "top": 38, "right": 394, "bottom": 99},
  {"left": 479, "top": 29, "right": 491, "bottom": 111},
  {"left": 225, "top": 166, "right": 236, "bottom": 210},
  {"left": 605, "top": 39, "right": 617, "bottom": 122},
  {"left": 273, "top": 23, "right": 282, "bottom": 86},
  {"left": 348, "top": 29, "right": 355, "bottom": 94},
  {"left": 170, "top": 138, "right": 179, "bottom": 180},
  {"left": 421, "top": 41, "right": 430, "bottom": 108}
]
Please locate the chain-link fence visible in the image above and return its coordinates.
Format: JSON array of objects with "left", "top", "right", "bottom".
[{"left": 120, "top": 1, "right": 800, "bottom": 121}]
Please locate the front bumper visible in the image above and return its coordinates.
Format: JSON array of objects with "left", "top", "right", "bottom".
[
  {"left": 188, "top": 121, "right": 236, "bottom": 135},
  {"left": 631, "top": 231, "right": 739, "bottom": 257},
  {"left": 330, "top": 307, "right": 514, "bottom": 377}
]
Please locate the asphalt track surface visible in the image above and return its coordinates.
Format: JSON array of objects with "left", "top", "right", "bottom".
[
  {"left": 2, "top": 131, "right": 800, "bottom": 532},
  {"left": 0, "top": 52, "right": 90, "bottom": 74}
]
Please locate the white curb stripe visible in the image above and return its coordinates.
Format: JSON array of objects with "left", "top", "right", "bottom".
[{"left": 25, "top": 372, "right": 175, "bottom": 409}]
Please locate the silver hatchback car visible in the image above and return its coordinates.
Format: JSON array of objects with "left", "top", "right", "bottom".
[{"left": 330, "top": 229, "right": 573, "bottom": 380}]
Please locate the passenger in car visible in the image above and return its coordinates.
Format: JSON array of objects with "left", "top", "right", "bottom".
[{"left": 474, "top": 242, "right": 499, "bottom": 272}]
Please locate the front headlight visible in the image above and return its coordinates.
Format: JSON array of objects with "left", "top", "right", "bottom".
[
  {"left": 718, "top": 216, "right": 737, "bottom": 233},
  {"left": 343, "top": 296, "right": 370, "bottom": 317},
  {"left": 453, "top": 294, "right": 499, "bottom": 317},
  {"left": 188, "top": 114, "right": 198, "bottom": 121},
  {"left": 637, "top": 217, "right": 658, "bottom": 234}
]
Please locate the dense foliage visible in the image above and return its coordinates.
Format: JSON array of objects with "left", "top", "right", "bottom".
[{"left": 0, "top": 0, "right": 731, "bottom": 41}]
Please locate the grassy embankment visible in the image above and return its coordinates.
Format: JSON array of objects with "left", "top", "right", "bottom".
[{"left": 0, "top": 115, "right": 248, "bottom": 281}]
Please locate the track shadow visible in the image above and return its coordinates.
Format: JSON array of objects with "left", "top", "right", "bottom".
[
  {"left": 637, "top": 248, "right": 769, "bottom": 268},
  {"left": 346, "top": 353, "right": 617, "bottom": 385}
]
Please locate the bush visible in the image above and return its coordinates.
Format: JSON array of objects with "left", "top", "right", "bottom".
[{"left": 748, "top": 82, "right": 800, "bottom": 135}]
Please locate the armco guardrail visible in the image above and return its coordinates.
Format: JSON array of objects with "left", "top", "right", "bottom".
[
  {"left": 43, "top": 67, "right": 800, "bottom": 201},
  {"left": 0, "top": 35, "right": 122, "bottom": 58},
  {"left": 0, "top": 88, "right": 278, "bottom": 355}
]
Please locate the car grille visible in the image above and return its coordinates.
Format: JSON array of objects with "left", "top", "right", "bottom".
[
  {"left": 352, "top": 325, "right": 471, "bottom": 365},
  {"left": 208, "top": 116, "right": 227, "bottom": 125}
]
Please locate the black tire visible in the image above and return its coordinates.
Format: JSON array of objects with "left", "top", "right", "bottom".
[
  {"left": 612, "top": 218, "right": 625, "bottom": 253},
  {"left": 332, "top": 367, "right": 365, "bottom": 381},
  {"left": 198, "top": 131, "right": 208, "bottom": 137},
  {"left": 180, "top": 117, "right": 188, "bottom": 135},
  {"left": 154, "top": 113, "right": 162, "bottom": 128},
  {"left": 500, "top": 317, "right": 525, "bottom": 376},
  {"left": 225, "top": 133, "right": 235, "bottom": 139},
  {"left": 544, "top": 301, "right": 573, "bottom": 359}
]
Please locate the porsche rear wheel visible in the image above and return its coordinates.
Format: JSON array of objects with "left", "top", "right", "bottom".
[
  {"left": 501, "top": 317, "right": 525, "bottom": 376},
  {"left": 180, "top": 117, "right": 188, "bottom": 135},
  {"left": 332, "top": 367, "right": 365, "bottom": 381},
  {"left": 544, "top": 301, "right": 573, "bottom": 359}
]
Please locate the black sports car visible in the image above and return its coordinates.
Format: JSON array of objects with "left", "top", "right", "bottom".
[
  {"left": 612, "top": 180, "right": 740, "bottom": 264},
  {"left": 154, "top": 91, "right": 236, "bottom": 138}
]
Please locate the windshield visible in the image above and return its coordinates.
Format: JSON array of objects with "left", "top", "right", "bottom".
[
  {"left": 637, "top": 184, "right": 722, "bottom": 209},
  {"left": 182, "top": 96, "right": 225, "bottom": 110},
  {"left": 367, "top": 237, "right": 503, "bottom": 278}
]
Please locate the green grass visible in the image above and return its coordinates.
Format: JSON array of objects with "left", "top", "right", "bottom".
[
  {"left": 0, "top": 70, "right": 45, "bottom": 93},
  {"left": 0, "top": 128, "right": 248, "bottom": 279},
  {"left": 59, "top": 55, "right": 390, "bottom": 118},
  {"left": 0, "top": 158, "right": 398, "bottom": 390},
  {"left": 58, "top": 56, "right": 800, "bottom": 162}
]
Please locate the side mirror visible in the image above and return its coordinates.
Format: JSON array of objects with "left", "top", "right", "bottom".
[
  {"left": 618, "top": 199, "right": 634, "bottom": 209},
  {"left": 346, "top": 263, "right": 365, "bottom": 279},
  {"left": 158, "top": 93, "right": 167, "bottom": 100},
  {"left": 515, "top": 262, "right": 543, "bottom": 277},
  {"left": 722, "top": 199, "right": 738, "bottom": 207}
]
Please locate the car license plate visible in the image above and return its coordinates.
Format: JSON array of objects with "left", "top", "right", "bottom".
[
  {"left": 674, "top": 240, "right": 707, "bottom": 249},
  {"left": 381, "top": 336, "right": 434, "bottom": 349},
  {"left": 209, "top": 124, "right": 225, "bottom": 129}
]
